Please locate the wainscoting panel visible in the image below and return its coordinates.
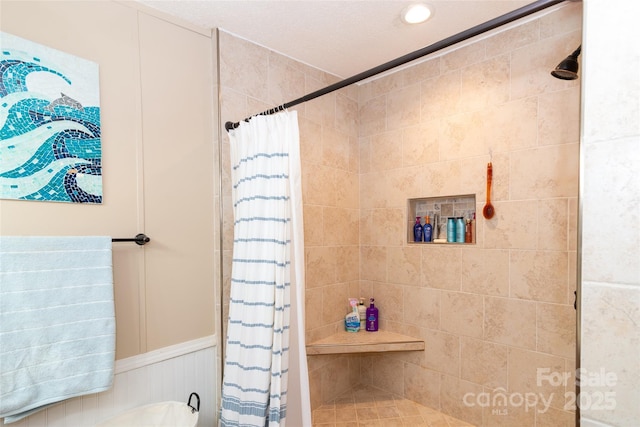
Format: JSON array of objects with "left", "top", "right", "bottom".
[{"left": 4, "top": 337, "right": 217, "bottom": 427}]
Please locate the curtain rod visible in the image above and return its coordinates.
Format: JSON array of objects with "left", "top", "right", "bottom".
[{"left": 225, "top": 0, "right": 566, "bottom": 132}]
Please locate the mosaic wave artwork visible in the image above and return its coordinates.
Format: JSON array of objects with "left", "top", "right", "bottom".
[{"left": 0, "top": 32, "right": 102, "bottom": 203}]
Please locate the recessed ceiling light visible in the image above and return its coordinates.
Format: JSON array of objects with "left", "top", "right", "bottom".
[{"left": 402, "top": 3, "right": 433, "bottom": 24}]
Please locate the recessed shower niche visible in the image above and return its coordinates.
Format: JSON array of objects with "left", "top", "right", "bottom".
[{"left": 407, "top": 195, "right": 476, "bottom": 244}]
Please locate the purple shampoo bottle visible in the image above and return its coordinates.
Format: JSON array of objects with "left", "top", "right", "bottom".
[{"left": 366, "top": 297, "right": 379, "bottom": 332}]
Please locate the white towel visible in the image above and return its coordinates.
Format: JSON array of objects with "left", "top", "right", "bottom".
[{"left": 0, "top": 236, "right": 115, "bottom": 424}]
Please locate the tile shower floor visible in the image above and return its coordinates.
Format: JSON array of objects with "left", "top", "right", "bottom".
[{"left": 312, "top": 384, "right": 475, "bottom": 427}]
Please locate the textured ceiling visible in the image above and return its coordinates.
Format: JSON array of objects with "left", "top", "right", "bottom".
[{"left": 137, "top": 1, "right": 535, "bottom": 78}]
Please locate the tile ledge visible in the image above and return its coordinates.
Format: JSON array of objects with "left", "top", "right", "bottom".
[{"left": 306, "top": 330, "right": 424, "bottom": 355}]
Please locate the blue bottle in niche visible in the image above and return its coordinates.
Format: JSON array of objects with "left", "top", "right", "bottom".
[
  {"left": 413, "top": 217, "right": 423, "bottom": 242},
  {"left": 447, "top": 217, "right": 456, "bottom": 242},
  {"left": 456, "top": 217, "right": 465, "bottom": 243},
  {"left": 366, "top": 298, "right": 379, "bottom": 332},
  {"left": 423, "top": 215, "right": 433, "bottom": 242}
]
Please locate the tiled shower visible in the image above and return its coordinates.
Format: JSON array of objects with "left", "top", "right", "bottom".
[{"left": 220, "top": 2, "right": 582, "bottom": 426}]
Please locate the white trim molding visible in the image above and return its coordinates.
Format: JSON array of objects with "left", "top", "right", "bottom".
[{"left": 115, "top": 335, "right": 217, "bottom": 374}]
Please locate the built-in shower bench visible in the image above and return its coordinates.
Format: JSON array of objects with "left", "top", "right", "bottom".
[{"left": 306, "top": 330, "right": 424, "bottom": 355}]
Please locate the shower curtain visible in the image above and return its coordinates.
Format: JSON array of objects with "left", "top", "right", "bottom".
[{"left": 221, "top": 111, "right": 311, "bottom": 427}]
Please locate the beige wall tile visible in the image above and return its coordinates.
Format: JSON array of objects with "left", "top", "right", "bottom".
[
  {"left": 537, "top": 199, "right": 569, "bottom": 251},
  {"left": 359, "top": 95, "right": 387, "bottom": 137},
  {"left": 387, "top": 246, "right": 422, "bottom": 286},
  {"left": 537, "top": 303, "right": 576, "bottom": 358},
  {"left": 461, "top": 249, "right": 510, "bottom": 296},
  {"left": 306, "top": 246, "right": 337, "bottom": 288},
  {"left": 389, "top": 166, "right": 428, "bottom": 204},
  {"left": 402, "top": 58, "right": 440, "bottom": 86},
  {"left": 299, "top": 116, "right": 324, "bottom": 164},
  {"left": 309, "top": 367, "right": 323, "bottom": 409},
  {"left": 536, "top": 406, "right": 575, "bottom": 427},
  {"left": 483, "top": 201, "right": 538, "bottom": 250},
  {"left": 402, "top": 122, "right": 441, "bottom": 167},
  {"left": 370, "top": 355, "right": 405, "bottom": 396},
  {"left": 219, "top": 31, "right": 268, "bottom": 101},
  {"left": 321, "top": 356, "right": 355, "bottom": 403},
  {"left": 323, "top": 284, "right": 350, "bottom": 325},
  {"left": 538, "top": 87, "right": 581, "bottom": 146},
  {"left": 404, "top": 363, "right": 441, "bottom": 409},
  {"left": 302, "top": 162, "right": 336, "bottom": 206},
  {"left": 246, "top": 96, "right": 273, "bottom": 118},
  {"left": 460, "top": 54, "right": 510, "bottom": 112},
  {"left": 440, "top": 375, "right": 484, "bottom": 425},
  {"left": 323, "top": 127, "right": 352, "bottom": 170},
  {"left": 303, "top": 204, "right": 324, "bottom": 247},
  {"left": 422, "top": 329, "right": 460, "bottom": 376},
  {"left": 441, "top": 291, "right": 484, "bottom": 339},
  {"left": 507, "top": 347, "right": 566, "bottom": 410},
  {"left": 306, "top": 286, "right": 323, "bottom": 332},
  {"left": 510, "top": 144, "right": 580, "bottom": 200},
  {"left": 367, "top": 71, "right": 404, "bottom": 99},
  {"left": 369, "top": 208, "right": 405, "bottom": 246},
  {"left": 360, "top": 246, "right": 387, "bottom": 282},
  {"left": 460, "top": 337, "right": 508, "bottom": 388},
  {"left": 539, "top": 2, "right": 583, "bottom": 39},
  {"left": 387, "top": 83, "right": 421, "bottom": 130},
  {"left": 568, "top": 198, "right": 578, "bottom": 252},
  {"left": 358, "top": 174, "right": 382, "bottom": 210},
  {"left": 370, "top": 131, "right": 404, "bottom": 171},
  {"left": 347, "top": 133, "right": 360, "bottom": 173},
  {"left": 372, "top": 282, "right": 404, "bottom": 323},
  {"left": 220, "top": 89, "right": 249, "bottom": 131},
  {"left": 304, "top": 79, "right": 336, "bottom": 128},
  {"left": 420, "top": 71, "right": 462, "bottom": 120},
  {"left": 335, "top": 92, "right": 359, "bottom": 138},
  {"left": 440, "top": 98, "right": 538, "bottom": 161},
  {"left": 403, "top": 287, "right": 440, "bottom": 329},
  {"left": 323, "top": 207, "right": 359, "bottom": 246},
  {"left": 439, "top": 110, "right": 485, "bottom": 161},
  {"left": 412, "top": 160, "right": 464, "bottom": 198},
  {"left": 484, "top": 296, "right": 536, "bottom": 349},
  {"left": 510, "top": 250, "right": 568, "bottom": 303},
  {"left": 485, "top": 20, "right": 539, "bottom": 58},
  {"left": 422, "top": 245, "right": 462, "bottom": 290},
  {"left": 267, "top": 59, "right": 306, "bottom": 105},
  {"left": 336, "top": 246, "right": 360, "bottom": 283},
  {"left": 482, "top": 402, "right": 535, "bottom": 426},
  {"left": 442, "top": 41, "right": 486, "bottom": 73}
]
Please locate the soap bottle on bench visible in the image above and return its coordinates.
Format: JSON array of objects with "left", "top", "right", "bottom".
[
  {"left": 358, "top": 298, "right": 366, "bottom": 330},
  {"left": 366, "top": 297, "right": 378, "bottom": 332}
]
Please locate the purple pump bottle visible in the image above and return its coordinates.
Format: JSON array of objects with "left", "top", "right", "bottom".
[{"left": 366, "top": 297, "right": 379, "bottom": 332}]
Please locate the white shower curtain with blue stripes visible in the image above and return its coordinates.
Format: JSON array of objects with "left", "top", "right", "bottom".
[{"left": 221, "top": 110, "right": 310, "bottom": 427}]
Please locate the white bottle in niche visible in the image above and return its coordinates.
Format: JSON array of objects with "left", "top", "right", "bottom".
[{"left": 358, "top": 298, "right": 366, "bottom": 330}]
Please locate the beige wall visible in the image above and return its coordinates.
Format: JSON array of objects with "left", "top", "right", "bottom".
[
  {"left": 218, "top": 29, "right": 361, "bottom": 409},
  {"left": 0, "top": 1, "right": 218, "bottom": 359},
  {"left": 356, "top": 3, "right": 582, "bottom": 426},
  {"left": 580, "top": 1, "right": 640, "bottom": 426},
  {"left": 218, "top": 4, "right": 583, "bottom": 424}
]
